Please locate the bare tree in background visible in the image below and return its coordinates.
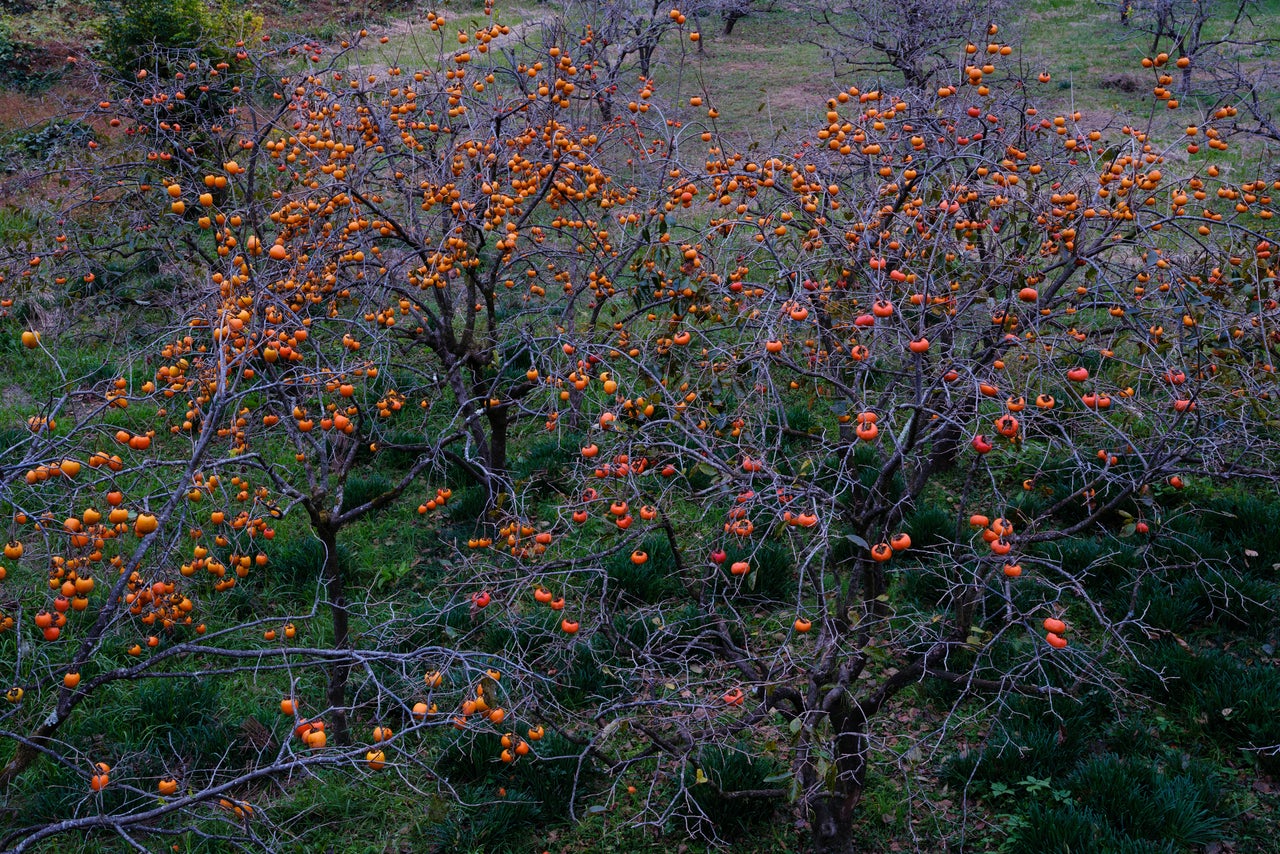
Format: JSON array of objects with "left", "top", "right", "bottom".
[
  {"left": 1102, "top": 0, "right": 1274, "bottom": 92},
  {"left": 812, "top": 0, "right": 1006, "bottom": 90},
  {"left": 1099, "top": 0, "right": 1278, "bottom": 145}
]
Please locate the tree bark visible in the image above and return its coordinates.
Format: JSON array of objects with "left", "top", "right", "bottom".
[
  {"left": 792, "top": 691, "right": 870, "bottom": 854},
  {"left": 638, "top": 42, "right": 655, "bottom": 78},
  {"left": 486, "top": 405, "right": 509, "bottom": 476},
  {"left": 319, "top": 524, "right": 351, "bottom": 745},
  {"left": 810, "top": 795, "right": 858, "bottom": 854}
]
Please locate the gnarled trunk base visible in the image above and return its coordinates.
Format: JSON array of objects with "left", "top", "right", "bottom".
[{"left": 810, "top": 794, "right": 858, "bottom": 854}]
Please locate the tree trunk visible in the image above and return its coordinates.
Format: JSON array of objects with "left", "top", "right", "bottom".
[
  {"left": 638, "top": 42, "right": 654, "bottom": 78},
  {"left": 0, "top": 725, "right": 51, "bottom": 788},
  {"left": 319, "top": 524, "right": 351, "bottom": 745},
  {"left": 929, "top": 420, "right": 963, "bottom": 472},
  {"left": 810, "top": 705, "right": 868, "bottom": 854},
  {"left": 486, "top": 405, "right": 509, "bottom": 476},
  {"left": 723, "top": 12, "right": 745, "bottom": 36},
  {"left": 861, "top": 552, "right": 888, "bottom": 618},
  {"left": 482, "top": 405, "right": 511, "bottom": 510},
  {"left": 810, "top": 795, "right": 858, "bottom": 854}
]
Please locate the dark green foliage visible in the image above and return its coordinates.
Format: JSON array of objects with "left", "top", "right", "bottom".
[
  {"left": 690, "top": 744, "right": 784, "bottom": 837},
  {"left": 424, "top": 787, "right": 541, "bottom": 854},
  {"left": 1067, "top": 754, "right": 1225, "bottom": 847},
  {"left": 3, "top": 120, "right": 96, "bottom": 162},
  {"left": 614, "top": 610, "right": 662, "bottom": 648},
  {"left": 955, "top": 693, "right": 1229, "bottom": 853},
  {"left": 1137, "top": 575, "right": 1210, "bottom": 632},
  {"left": 266, "top": 772, "right": 425, "bottom": 853},
  {"left": 851, "top": 441, "right": 904, "bottom": 498},
  {"left": 1141, "top": 571, "right": 1277, "bottom": 638},
  {"left": 1000, "top": 752, "right": 1226, "bottom": 853},
  {"left": 1202, "top": 493, "right": 1280, "bottom": 572},
  {"left": 612, "top": 602, "right": 713, "bottom": 655},
  {"left": 446, "top": 485, "right": 488, "bottom": 526},
  {"left": 1001, "top": 803, "right": 1123, "bottom": 854},
  {"left": 942, "top": 722, "right": 1079, "bottom": 791},
  {"left": 1045, "top": 536, "right": 1107, "bottom": 574},
  {"left": 903, "top": 503, "right": 952, "bottom": 552},
  {"left": 0, "top": 426, "right": 28, "bottom": 451},
  {"left": 720, "top": 540, "right": 793, "bottom": 602},
  {"left": 436, "top": 729, "right": 508, "bottom": 783},
  {"left": 59, "top": 678, "right": 238, "bottom": 772},
  {"left": 0, "top": 16, "right": 34, "bottom": 90},
  {"left": 0, "top": 206, "right": 38, "bottom": 242},
  {"left": 512, "top": 434, "right": 580, "bottom": 493},
  {"left": 434, "top": 726, "right": 586, "bottom": 827},
  {"left": 373, "top": 429, "right": 432, "bottom": 472},
  {"left": 131, "top": 677, "right": 222, "bottom": 731},
  {"left": 8, "top": 761, "right": 94, "bottom": 827},
  {"left": 941, "top": 694, "right": 1110, "bottom": 790},
  {"left": 607, "top": 531, "right": 680, "bottom": 602},
  {"left": 894, "top": 558, "right": 953, "bottom": 607},
  {"left": 765, "top": 402, "right": 815, "bottom": 452},
  {"left": 72, "top": 250, "right": 168, "bottom": 305},
  {"left": 441, "top": 598, "right": 474, "bottom": 636},
  {"left": 1007, "top": 485, "right": 1050, "bottom": 522},
  {"left": 784, "top": 402, "right": 815, "bottom": 434},
  {"left": 1127, "top": 643, "right": 1280, "bottom": 765},
  {"left": 341, "top": 473, "right": 393, "bottom": 515},
  {"left": 507, "top": 728, "right": 587, "bottom": 821},
  {"left": 555, "top": 638, "right": 627, "bottom": 710},
  {"left": 268, "top": 535, "right": 352, "bottom": 589},
  {"left": 95, "top": 0, "right": 237, "bottom": 79}
]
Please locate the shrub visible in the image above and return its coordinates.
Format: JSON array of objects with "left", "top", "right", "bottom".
[
  {"left": 341, "top": 473, "right": 393, "bottom": 515},
  {"left": 1067, "top": 754, "right": 1225, "bottom": 848},
  {"left": 3, "top": 120, "right": 96, "bottom": 162},
  {"left": 690, "top": 743, "right": 784, "bottom": 836},
  {"left": 0, "top": 15, "right": 22, "bottom": 84},
  {"left": 425, "top": 787, "right": 542, "bottom": 854},
  {"left": 1001, "top": 803, "right": 1119, "bottom": 854},
  {"left": 95, "top": 0, "right": 258, "bottom": 79},
  {"left": 607, "top": 531, "right": 679, "bottom": 603}
]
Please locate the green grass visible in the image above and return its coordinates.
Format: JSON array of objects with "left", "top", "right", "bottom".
[{"left": 652, "top": 9, "right": 836, "bottom": 143}]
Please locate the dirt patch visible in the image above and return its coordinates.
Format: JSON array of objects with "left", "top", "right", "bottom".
[
  {"left": 0, "top": 89, "right": 66, "bottom": 133},
  {"left": 0, "top": 385, "right": 34, "bottom": 412},
  {"left": 1099, "top": 73, "right": 1146, "bottom": 93}
]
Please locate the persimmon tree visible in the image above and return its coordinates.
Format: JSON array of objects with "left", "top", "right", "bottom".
[
  {"left": 541, "top": 0, "right": 729, "bottom": 120},
  {"left": 0, "top": 5, "right": 674, "bottom": 849},
  {"left": 130, "top": 5, "right": 670, "bottom": 745},
  {"left": 2, "top": 3, "right": 1279, "bottom": 853},
  {"left": 713, "top": 0, "right": 774, "bottom": 36},
  {"left": 1102, "top": 0, "right": 1278, "bottom": 143},
  {"left": 401, "top": 20, "right": 1280, "bottom": 854}
]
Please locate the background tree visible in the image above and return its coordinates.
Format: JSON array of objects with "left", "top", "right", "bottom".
[
  {"left": 1103, "top": 0, "right": 1272, "bottom": 93},
  {"left": 812, "top": 0, "right": 1007, "bottom": 90}
]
